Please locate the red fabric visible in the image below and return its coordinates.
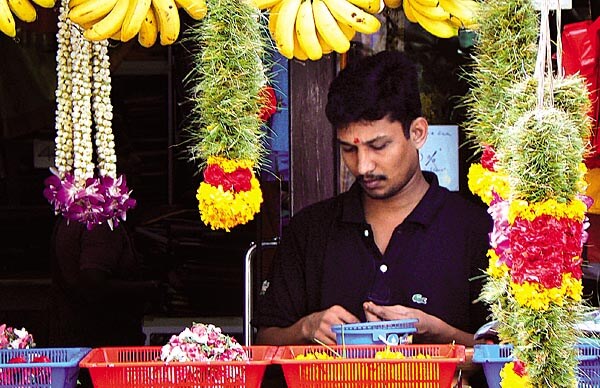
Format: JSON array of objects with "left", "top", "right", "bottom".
[{"left": 562, "top": 18, "right": 600, "bottom": 167}]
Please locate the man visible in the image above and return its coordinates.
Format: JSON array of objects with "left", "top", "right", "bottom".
[{"left": 254, "top": 50, "right": 492, "bottom": 347}]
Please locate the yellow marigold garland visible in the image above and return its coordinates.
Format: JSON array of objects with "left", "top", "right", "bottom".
[
  {"left": 185, "top": 0, "right": 271, "bottom": 232},
  {"left": 465, "top": 0, "right": 592, "bottom": 386},
  {"left": 467, "top": 163, "right": 511, "bottom": 205},
  {"left": 508, "top": 197, "right": 588, "bottom": 223},
  {"left": 198, "top": 157, "right": 263, "bottom": 231},
  {"left": 510, "top": 273, "right": 583, "bottom": 311},
  {"left": 500, "top": 362, "right": 531, "bottom": 388},
  {"left": 487, "top": 249, "right": 509, "bottom": 279},
  {"left": 208, "top": 156, "right": 254, "bottom": 173},
  {"left": 197, "top": 179, "right": 263, "bottom": 232}
]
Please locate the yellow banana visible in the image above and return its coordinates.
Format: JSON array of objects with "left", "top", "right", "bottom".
[
  {"left": 111, "top": 28, "right": 122, "bottom": 40},
  {"left": 121, "top": 0, "right": 151, "bottom": 41},
  {"left": 69, "top": 0, "right": 118, "bottom": 26},
  {"left": 292, "top": 30, "right": 308, "bottom": 60},
  {"left": 413, "top": 7, "right": 457, "bottom": 38},
  {"left": 402, "top": 0, "right": 417, "bottom": 21},
  {"left": 412, "top": 0, "right": 437, "bottom": 6},
  {"left": 316, "top": 30, "right": 333, "bottom": 54},
  {"left": 438, "top": 0, "right": 477, "bottom": 26},
  {"left": 267, "top": 0, "right": 282, "bottom": 40},
  {"left": 152, "top": 0, "right": 180, "bottom": 45},
  {"left": 312, "top": 0, "right": 349, "bottom": 53},
  {"left": 80, "top": 16, "right": 103, "bottom": 29},
  {"left": 448, "top": 13, "right": 476, "bottom": 29},
  {"left": 137, "top": 6, "right": 158, "bottom": 47},
  {"left": 322, "top": 0, "right": 380, "bottom": 34},
  {"left": 295, "top": 0, "right": 321, "bottom": 61},
  {"left": 251, "top": 0, "right": 281, "bottom": 10},
  {"left": 409, "top": 0, "right": 449, "bottom": 21},
  {"left": 174, "top": 0, "right": 206, "bottom": 19},
  {"left": 29, "top": 0, "right": 53, "bottom": 7},
  {"left": 83, "top": 0, "right": 129, "bottom": 41},
  {"left": 346, "top": 0, "right": 379, "bottom": 13},
  {"left": 384, "top": 0, "right": 401, "bottom": 9},
  {"left": 274, "top": 0, "right": 302, "bottom": 59},
  {"left": 0, "top": 0, "right": 16, "bottom": 37},
  {"left": 68, "top": 0, "right": 86, "bottom": 9},
  {"left": 7, "top": 0, "right": 36, "bottom": 22},
  {"left": 337, "top": 20, "right": 355, "bottom": 40}
]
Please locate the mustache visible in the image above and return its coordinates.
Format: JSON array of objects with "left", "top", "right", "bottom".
[{"left": 357, "top": 174, "right": 386, "bottom": 182}]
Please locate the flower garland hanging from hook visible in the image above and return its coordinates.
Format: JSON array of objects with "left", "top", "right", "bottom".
[
  {"left": 187, "top": 0, "right": 273, "bottom": 232},
  {"left": 43, "top": 0, "right": 135, "bottom": 230},
  {"left": 467, "top": 0, "right": 593, "bottom": 386}
]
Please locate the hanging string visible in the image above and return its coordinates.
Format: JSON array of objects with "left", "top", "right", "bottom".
[
  {"left": 534, "top": 0, "right": 563, "bottom": 110},
  {"left": 545, "top": 0, "right": 554, "bottom": 108},
  {"left": 555, "top": 0, "right": 563, "bottom": 78},
  {"left": 534, "top": 0, "right": 550, "bottom": 111}
]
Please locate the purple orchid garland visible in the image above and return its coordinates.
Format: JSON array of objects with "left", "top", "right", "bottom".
[
  {"left": 44, "top": 169, "right": 136, "bottom": 230},
  {"left": 45, "top": 1, "right": 135, "bottom": 230}
]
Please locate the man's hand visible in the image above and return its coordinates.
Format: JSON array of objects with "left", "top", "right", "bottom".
[
  {"left": 363, "top": 301, "right": 476, "bottom": 346},
  {"left": 301, "top": 305, "right": 360, "bottom": 345}
]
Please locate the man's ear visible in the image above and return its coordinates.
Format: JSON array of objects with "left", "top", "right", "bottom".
[{"left": 409, "top": 117, "right": 428, "bottom": 150}]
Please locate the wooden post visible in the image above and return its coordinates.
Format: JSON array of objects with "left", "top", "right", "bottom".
[{"left": 289, "top": 56, "right": 338, "bottom": 215}]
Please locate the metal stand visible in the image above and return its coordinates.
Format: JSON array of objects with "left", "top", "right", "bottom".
[{"left": 243, "top": 238, "right": 279, "bottom": 346}]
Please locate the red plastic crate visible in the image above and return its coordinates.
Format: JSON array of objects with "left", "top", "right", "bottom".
[
  {"left": 273, "top": 344, "right": 465, "bottom": 388},
  {"left": 79, "top": 346, "right": 276, "bottom": 387}
]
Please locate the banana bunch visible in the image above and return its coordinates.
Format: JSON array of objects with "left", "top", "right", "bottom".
[
  {"left": 0, "top": 0, "right": 55, "bottom": 38},
  {"left": 255, "top": 0, "right": 382, "bottom": 61},
  {"left": 401, "top": 0, "right": 479, "bottom": 39},
  {"left": 67, "top": 0, "right": 207, "bottom": 46}
]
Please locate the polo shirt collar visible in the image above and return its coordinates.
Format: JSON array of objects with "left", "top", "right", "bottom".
[{"left": 340, "top": 171, "right": 446, "bottom": 227}]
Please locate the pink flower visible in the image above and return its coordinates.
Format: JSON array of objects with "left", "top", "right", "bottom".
[
  {"left": 488, "top": 198, "right": 512, "bottom": 267},
  {"left": 160, "top": 323, "right": 248, "bottom": 362},
  {"left": 0, "top": 324, "right": 35, "bottom": 349}
]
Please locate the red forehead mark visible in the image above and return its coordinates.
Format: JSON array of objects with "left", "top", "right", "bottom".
[{"left": 353, "top": 137, "right": 360, "bottom": 144}]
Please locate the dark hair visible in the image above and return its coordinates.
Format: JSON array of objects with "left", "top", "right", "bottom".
[{"left": 325, "top": 50, "right": 422, "bottom": 138}]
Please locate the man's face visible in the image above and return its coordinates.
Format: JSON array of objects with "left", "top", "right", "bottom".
[{"left": 337, "top": 116, "right": 426, "bottom": 200}]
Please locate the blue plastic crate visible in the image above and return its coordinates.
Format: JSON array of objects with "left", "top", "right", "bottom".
[
  {"left": 331, "top": 319, "right": 417, "bottom": 346},
  {"left": 0, "top": 347, "right": 91, "bottom": 388},
  {"left": 473, "top": 342, "right": 600, "bottom": 388}
]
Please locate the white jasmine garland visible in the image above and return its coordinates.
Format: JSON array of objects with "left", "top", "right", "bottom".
[
  {"left": 70, "top": 23, "right": 94, "bottom": 183},
  {"left": 46, "top": 0, "right": 135, "bottom": 229},
  {"left": 54, "top": 0, "right": 73, "bottom": 177},
  {"left": 92, "top": 39, "right": 117, "bottom": 178}
]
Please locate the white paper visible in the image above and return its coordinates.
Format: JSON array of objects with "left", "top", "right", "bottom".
[{"left": 420, "top": 125, "right": 459, "bottom": 191}]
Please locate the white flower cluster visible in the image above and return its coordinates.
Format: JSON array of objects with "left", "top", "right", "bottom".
[
  {"left": 70, "top": 23, "right": 94, "bottom": 182},
  {"left": 54, "top": 0, "right": 116, "bottom": 183},
  {"left": 54, "top": 0, "right": 73, "bottom": 177},
  {"left": 92, "top": 40, "right": 116, "bottom": 178}
]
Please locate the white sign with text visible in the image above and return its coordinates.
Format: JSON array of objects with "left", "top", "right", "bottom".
[{"left": 420, "top": 125, "right": 459, "bottom": 191}]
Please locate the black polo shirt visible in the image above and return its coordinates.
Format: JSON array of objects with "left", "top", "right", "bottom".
[{"left": 254, "top": 172, "right": 493, "bottom": 340}]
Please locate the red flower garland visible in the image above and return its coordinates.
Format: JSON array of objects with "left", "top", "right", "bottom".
[
  {"left": 203, "top": 164, "right": 253, "bottom": 192},
  {"left": 510, "top": 215, "right": 583, "bottom": 288},
  {"left": 481, "top": 144, "right": 499, "bottom": 171},
  {"left": 258, "top": 86, "right": 277, "bottom": 122}
]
